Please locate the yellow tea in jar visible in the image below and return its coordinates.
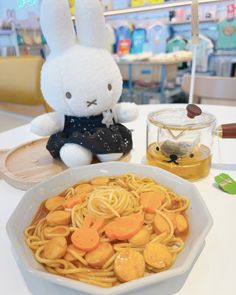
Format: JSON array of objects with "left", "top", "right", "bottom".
[{"left": 147, "top": 142, "right": 212, "bottom": 181}]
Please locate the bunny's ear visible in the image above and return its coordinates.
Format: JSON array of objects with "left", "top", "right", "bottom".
[
  {"left": 75, "top": 0, "right": 106, "bottom": 49},
  {"left": 40, "top": 0, "right": 76, "bottom": 56}
]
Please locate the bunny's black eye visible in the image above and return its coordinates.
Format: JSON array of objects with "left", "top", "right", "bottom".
[
  {"left": 66, "top": 92, "right": 72, "bottom": 99},
  {"left": 108, "top": 84, "right": 112, "bottom": 91}
]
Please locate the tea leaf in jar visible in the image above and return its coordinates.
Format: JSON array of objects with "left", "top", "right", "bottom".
[{"left": 161, "top": 141, "right": 193, "bottom": 157}]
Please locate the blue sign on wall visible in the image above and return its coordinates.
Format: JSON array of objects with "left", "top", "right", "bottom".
[{"left": 17, "top": 0, "right": 37, "bottom": 9}]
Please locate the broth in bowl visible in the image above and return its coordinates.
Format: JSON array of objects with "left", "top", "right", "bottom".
[{"left": 25, "top": 173, "right": 189, "bottom": 288}]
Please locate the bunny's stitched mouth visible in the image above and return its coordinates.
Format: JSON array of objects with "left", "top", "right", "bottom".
[{"left": 87, "top": 100, "right": 98, "bottom": 107}]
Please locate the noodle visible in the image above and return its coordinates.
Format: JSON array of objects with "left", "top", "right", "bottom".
[
  {"left": 155, "top": 209, "right": 175, "bottom": 243},
  {"left": 87, "top": 186, "right": 139, "bottom": 219},
  {"left": 25, "top": 173, "right": 189, "bottom": 288}
]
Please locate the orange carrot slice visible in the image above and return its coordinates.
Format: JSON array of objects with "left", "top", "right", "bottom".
[
  {"left": 83, "top": 214, "right": 93, "bottom": 228},
  {"left": 105, "top": 214, "right": 144, "bottom": 241},
  {"left": 71, "top": 228, "right": 99, "bottom": 252},
  {"left": 71, "top": 215, "right": 102, "bottom": 252},
  {"left": 140, "top": 191, "right": 165, "bottom": 213},
  {"left": 91, "top": 217, "right": 105, "bottom": 232}
]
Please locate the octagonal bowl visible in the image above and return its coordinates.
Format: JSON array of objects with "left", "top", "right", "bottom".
[{"left": 6, "top": 162, "right": 213, "bottom": 295}]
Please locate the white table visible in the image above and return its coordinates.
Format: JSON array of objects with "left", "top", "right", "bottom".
[{"left": 1, "top": 105, "right": 236, "bottom": 295}]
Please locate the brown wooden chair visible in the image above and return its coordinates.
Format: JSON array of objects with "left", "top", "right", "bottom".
[
  {"left": 182, "top": 74, "right": 236, "bottom": 106},
  {"left": 0, "top": 56, "right": 51, "bottom": 116}
]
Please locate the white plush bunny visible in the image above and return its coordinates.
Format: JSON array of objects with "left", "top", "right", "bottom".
[{"left": 31, "top": 0, "right": 138, "bottom": 167}]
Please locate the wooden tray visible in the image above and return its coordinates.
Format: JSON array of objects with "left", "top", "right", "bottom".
[{"left": 0, "top": 138, "right": 130, "bottom": 191}]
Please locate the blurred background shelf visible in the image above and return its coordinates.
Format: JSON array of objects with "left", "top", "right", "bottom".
[
  {"left": 168, "top": 18, "right": 219, "bottom": 25},
  {"left": 0, "top": 26, "right": 19, "bottom": 56},
  {"left": 71, "top": 0, "right": 223, "bottom": 19},
  {"left": 104, "top": 0, "right": 223, "bottom": 16},
  {"left": 0, "top": 29, "right": 14, "bottom": 35}
]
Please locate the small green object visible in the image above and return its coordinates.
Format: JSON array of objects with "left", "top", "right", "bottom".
[{"left": 215, "top": 173, "right": 236, "bottom": 195}]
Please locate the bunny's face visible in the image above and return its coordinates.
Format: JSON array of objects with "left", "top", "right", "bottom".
[
  {"left": 41, "top": 46, "right": 122, "bottom": 117},
  {"left": 40, "top": 0, "right": 123, "bottom": 117}
]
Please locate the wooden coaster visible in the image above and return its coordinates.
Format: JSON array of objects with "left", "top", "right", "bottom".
[
  {"left": 0, "top": 138, "right": 131, "bottom": 191},
  {"left": 0, "top": 149, "right": 8, "bottom": 178}
]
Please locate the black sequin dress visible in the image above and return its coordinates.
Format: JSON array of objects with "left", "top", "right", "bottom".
[{"left": 47, "top": 114, "right": 133, "bottom": 159}]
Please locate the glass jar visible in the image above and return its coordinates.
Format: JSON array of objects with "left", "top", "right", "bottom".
[{"left": 147, "top": 108, "right": 217, "bottom": 181}]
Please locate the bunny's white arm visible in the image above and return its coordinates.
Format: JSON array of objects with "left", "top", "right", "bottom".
[
  {"left": 30, "top": 112, "right": 65, "bottom": 137},
  {"left": 112, "top": 103, "right": 139, "bottom": 124}
]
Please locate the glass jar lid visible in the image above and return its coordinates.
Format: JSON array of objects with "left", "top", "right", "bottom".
[{"left": 148, "top": 108, "right": 216, "bottom": 130}]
